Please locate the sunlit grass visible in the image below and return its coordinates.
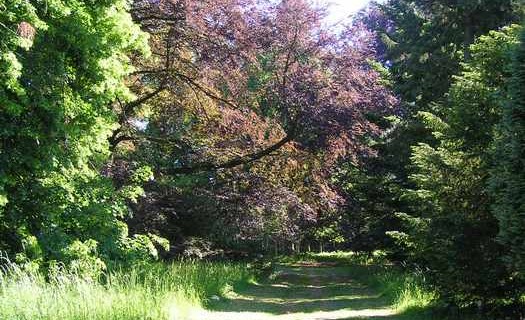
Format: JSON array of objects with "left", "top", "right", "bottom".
[
  {"left": 205, "top": 260, "right": 398, "bottom": 320},
  {"left": 0, "top": 259, "right": 254, "bottom": 320},
  {"left": 0, "top": 252, "right": 439, "bottom": 319},
  {"left": 376, "top": 271, "right": 436, "bottom": 313},
  {"left": 283, "top": 251, "right": 437, "bottom": 318}
]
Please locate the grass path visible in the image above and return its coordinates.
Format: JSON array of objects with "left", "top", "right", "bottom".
[{"left": 198, "top": 262, "right": 406, "bottom": 320}]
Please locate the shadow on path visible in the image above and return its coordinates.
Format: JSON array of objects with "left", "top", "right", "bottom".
[{"left": 203, "top": 263, "right": 417, "bottom": 320}]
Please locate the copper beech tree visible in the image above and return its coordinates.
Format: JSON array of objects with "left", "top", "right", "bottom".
[{"left": 107, "top": 0, "right": 397, "bottom": 252}]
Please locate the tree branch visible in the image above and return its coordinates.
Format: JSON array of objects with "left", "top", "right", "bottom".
[
  {"left": 168, "top": 133, "right": 294, "bottom": 174},
  {"left": 110, "top": 134, "right": 185, "bottom": 149},
  {"left": 109, "top": 86, "right": 167, "bottom": 150},
  {"left": 173, "top": 72, "right": 239, "bottom": 109},
  {"left": 124, "top": 86, "right": 167, "bottom": 115}
]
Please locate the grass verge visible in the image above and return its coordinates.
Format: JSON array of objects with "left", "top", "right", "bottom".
[{"left": 0, "top": 258, "right": 255, "bottom": 320}]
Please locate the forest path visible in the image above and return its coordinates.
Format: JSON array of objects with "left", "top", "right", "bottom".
[{"left": 200, "top": 262, "right": 402, "bottom": 320}]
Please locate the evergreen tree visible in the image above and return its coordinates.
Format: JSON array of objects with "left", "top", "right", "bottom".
[
  {"left": 379, "top": 0, "right": 518, "bottom": 113},
  {"left": 491, "top": 25, "right": 525, "bottom": 278},
  {"left": 398, "top": 25, "right": 523, "bottom": 310},
  {"left": 341, "top": 0, "right": 520, "bottom": 262}
]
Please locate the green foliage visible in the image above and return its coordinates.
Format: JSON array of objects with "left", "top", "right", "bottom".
[
  {"left": 314, "top": 223, "right": 345, "bottom": 246},
  {"left": 490, "top": 25, "right": 525, "bottom": 278},
  {"left": 59, "top": 239, "right": 107, "bottom": 280},
  {"left": 356, "top": 0, "right": 525, "bottom": 312},
  {"left": 334, "top": 116, "right": 434, "bottom": 256},
  {"left": 0, "top": 0, "right": 162, "bottom": 269},
  {"left": 397, "top": 25, "right": 523, "bottom": 308},
  {"left": 380, "top": 0, "right": 460, "bottom": 111},
  {"left": 447, "top": 27, "right": 521, "bottom": 151},
  {"left": 380, "top": 0, "right": 518, "bottom": 113},
  {"left": 340, "top": 1, "right": 524, "bottom": 316}
]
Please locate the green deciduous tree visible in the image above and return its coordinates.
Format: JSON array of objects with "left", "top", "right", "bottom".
[{"left": 0, "top": 0, "right": 162, "bottom": 271}]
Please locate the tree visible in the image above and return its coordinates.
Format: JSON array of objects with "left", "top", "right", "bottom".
[
  {"left": 111, "top": 0, "right": 397, "bottom": 253},
  {"left": 378, "top": 0, "right": 518, "bottom": 113},
  {"left": 396, "top": 25, "right": 523, "bottom": 311},
  {"left": 345, "top": 0, "right": 522, "bottom": 267},
  {"left": 491, "top": 25, "right": 525, "bottom": 279},
  {"left": 345, "top": 2, "right": 524, "bottom": 313},
  {"left": 0, "top": 0, "right": 164, "bottom": 271},
  {"left": 334, "top": 116, "right": 432, "bottom": 256},
  {"left": 116, "top": 0, "right": 397, "bottom": 166}
]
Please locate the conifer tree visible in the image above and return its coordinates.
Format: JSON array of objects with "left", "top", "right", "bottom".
[{"left": 491, "top": 25, "right": 525, "bottom": 277}]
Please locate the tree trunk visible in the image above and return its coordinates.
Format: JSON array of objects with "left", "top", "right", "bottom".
[{"left": 463, "top": 14, "right": 474, "bottom": 61}]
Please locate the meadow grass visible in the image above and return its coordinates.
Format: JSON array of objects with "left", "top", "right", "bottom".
[{"left": 0, "top": 259, "right": 255, "bottom": 320}]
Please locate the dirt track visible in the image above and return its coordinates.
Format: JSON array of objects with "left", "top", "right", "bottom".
[{"left": 200, "top": 263, "right": 398, "bottom": 320}]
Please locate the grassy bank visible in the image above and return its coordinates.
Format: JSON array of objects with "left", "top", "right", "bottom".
[{"left": 0, "top": 259, "right": 255, "bottom": 320}]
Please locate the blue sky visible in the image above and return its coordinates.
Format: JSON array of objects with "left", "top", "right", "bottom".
[{"left": 324, "top": 0, "right": 376, "bottom": 23}]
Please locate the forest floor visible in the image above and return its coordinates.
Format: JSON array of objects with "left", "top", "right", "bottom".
[{"left": 199, "top": 261, "right": 413, "bottom": 320}]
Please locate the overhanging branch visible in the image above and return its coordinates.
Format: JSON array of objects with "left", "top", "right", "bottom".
[
  {"left": 123, "top": 86, "right": 167, "bottom": 115},
  {"left": 109, "top": 86, "right": 167, "bottom": 150},
  {"left": 167, "top": 133, "right": 294, "bottom": 174},
  {"left": 173, "top": 72, "right": 239, "bottom": 109}
]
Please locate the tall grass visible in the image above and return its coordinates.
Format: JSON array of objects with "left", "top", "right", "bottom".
[
  {"left": 375, "top": 269, "right": 436, "bottom": 313},
  {"left": 0, "top": 258, "right": 254, "bottom": 320}
]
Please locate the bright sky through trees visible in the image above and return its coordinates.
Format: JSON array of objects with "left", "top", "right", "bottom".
[{"left": 325, "top": 0, "right": 376, "bottom": 23}]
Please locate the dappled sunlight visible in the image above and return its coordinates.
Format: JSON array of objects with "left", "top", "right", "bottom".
[
  {"left": 198, "top": 264, "right": 400, "bottom": 320},
  {"left": 195, "top": 308, "right": 396, "bottom": 320}
]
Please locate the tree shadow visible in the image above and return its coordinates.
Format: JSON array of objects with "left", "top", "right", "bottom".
[
  {"left": 209, "top": 264, "right": 423, "bottom": 318},
  {"left": 340, "top": 307, "right": 434, "bottom": 320},
  {"left": 213, "top": 293, "right": 392, "bottom": 314}
]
